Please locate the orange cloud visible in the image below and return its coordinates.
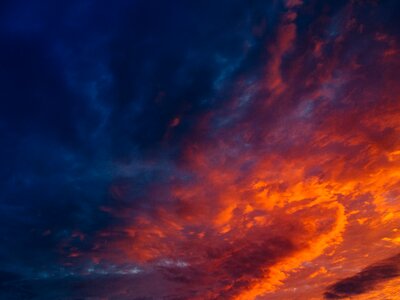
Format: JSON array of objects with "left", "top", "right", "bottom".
[{"left": 73, "top": 1, "right": 400, "bottom": 299}]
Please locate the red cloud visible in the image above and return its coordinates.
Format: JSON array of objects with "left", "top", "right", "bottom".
[{"left": 67, "top": 1, "right": 400, "bottom": 299}]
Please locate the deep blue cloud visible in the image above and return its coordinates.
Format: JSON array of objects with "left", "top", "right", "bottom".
[{"left": 0, "top": 0, "right": 272, "bottom": 282}]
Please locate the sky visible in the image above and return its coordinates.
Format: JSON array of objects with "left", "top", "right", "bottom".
[{"left": 1, "top": 0, "right": 400, "bottom": 299}]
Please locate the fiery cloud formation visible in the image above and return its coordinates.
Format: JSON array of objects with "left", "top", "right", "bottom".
[
  {"left": 89, "top": 1, "right": 400, "bottom": 299},
  {"left": 1, "top": 0, "right": 400, "bottom": 299}
]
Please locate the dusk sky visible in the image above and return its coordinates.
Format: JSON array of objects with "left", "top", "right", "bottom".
[{"left": 1, "top": 0, "right": 400, "bottom": 299}]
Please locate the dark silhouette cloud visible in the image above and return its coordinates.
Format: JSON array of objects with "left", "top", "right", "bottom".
[{"left": 324, "top": 253, "right": 400, "bottom": 299}]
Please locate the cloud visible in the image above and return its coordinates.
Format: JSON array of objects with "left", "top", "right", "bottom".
[
  {"left": 1, "top": 0, "right": 400, "bottom": 299},
  {"left": 324, "top": 253, "right": 400, "bottom": 299}
]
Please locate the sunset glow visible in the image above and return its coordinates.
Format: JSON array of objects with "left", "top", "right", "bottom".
[{"left": 1, "top": 0, "right": 400, "bottom": 299}]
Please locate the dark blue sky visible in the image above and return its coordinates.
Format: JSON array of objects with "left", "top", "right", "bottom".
[
  {"left": 1, "top": 0, "right": 278, "bottom": 274},
  {"left": 1, "top": 0, "right": 400, "bottom": 299},
  {"left": 1, "top": 0, "right": 276, "bottom": 287}
]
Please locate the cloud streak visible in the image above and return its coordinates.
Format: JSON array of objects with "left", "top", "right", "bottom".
[{"left": 324, "top": 253, "right": 400, "bottom": 299}]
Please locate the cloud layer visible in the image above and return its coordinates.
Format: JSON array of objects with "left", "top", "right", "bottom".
[{"left": 1, "top": 0, "right": 400, "bottom": 299}]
